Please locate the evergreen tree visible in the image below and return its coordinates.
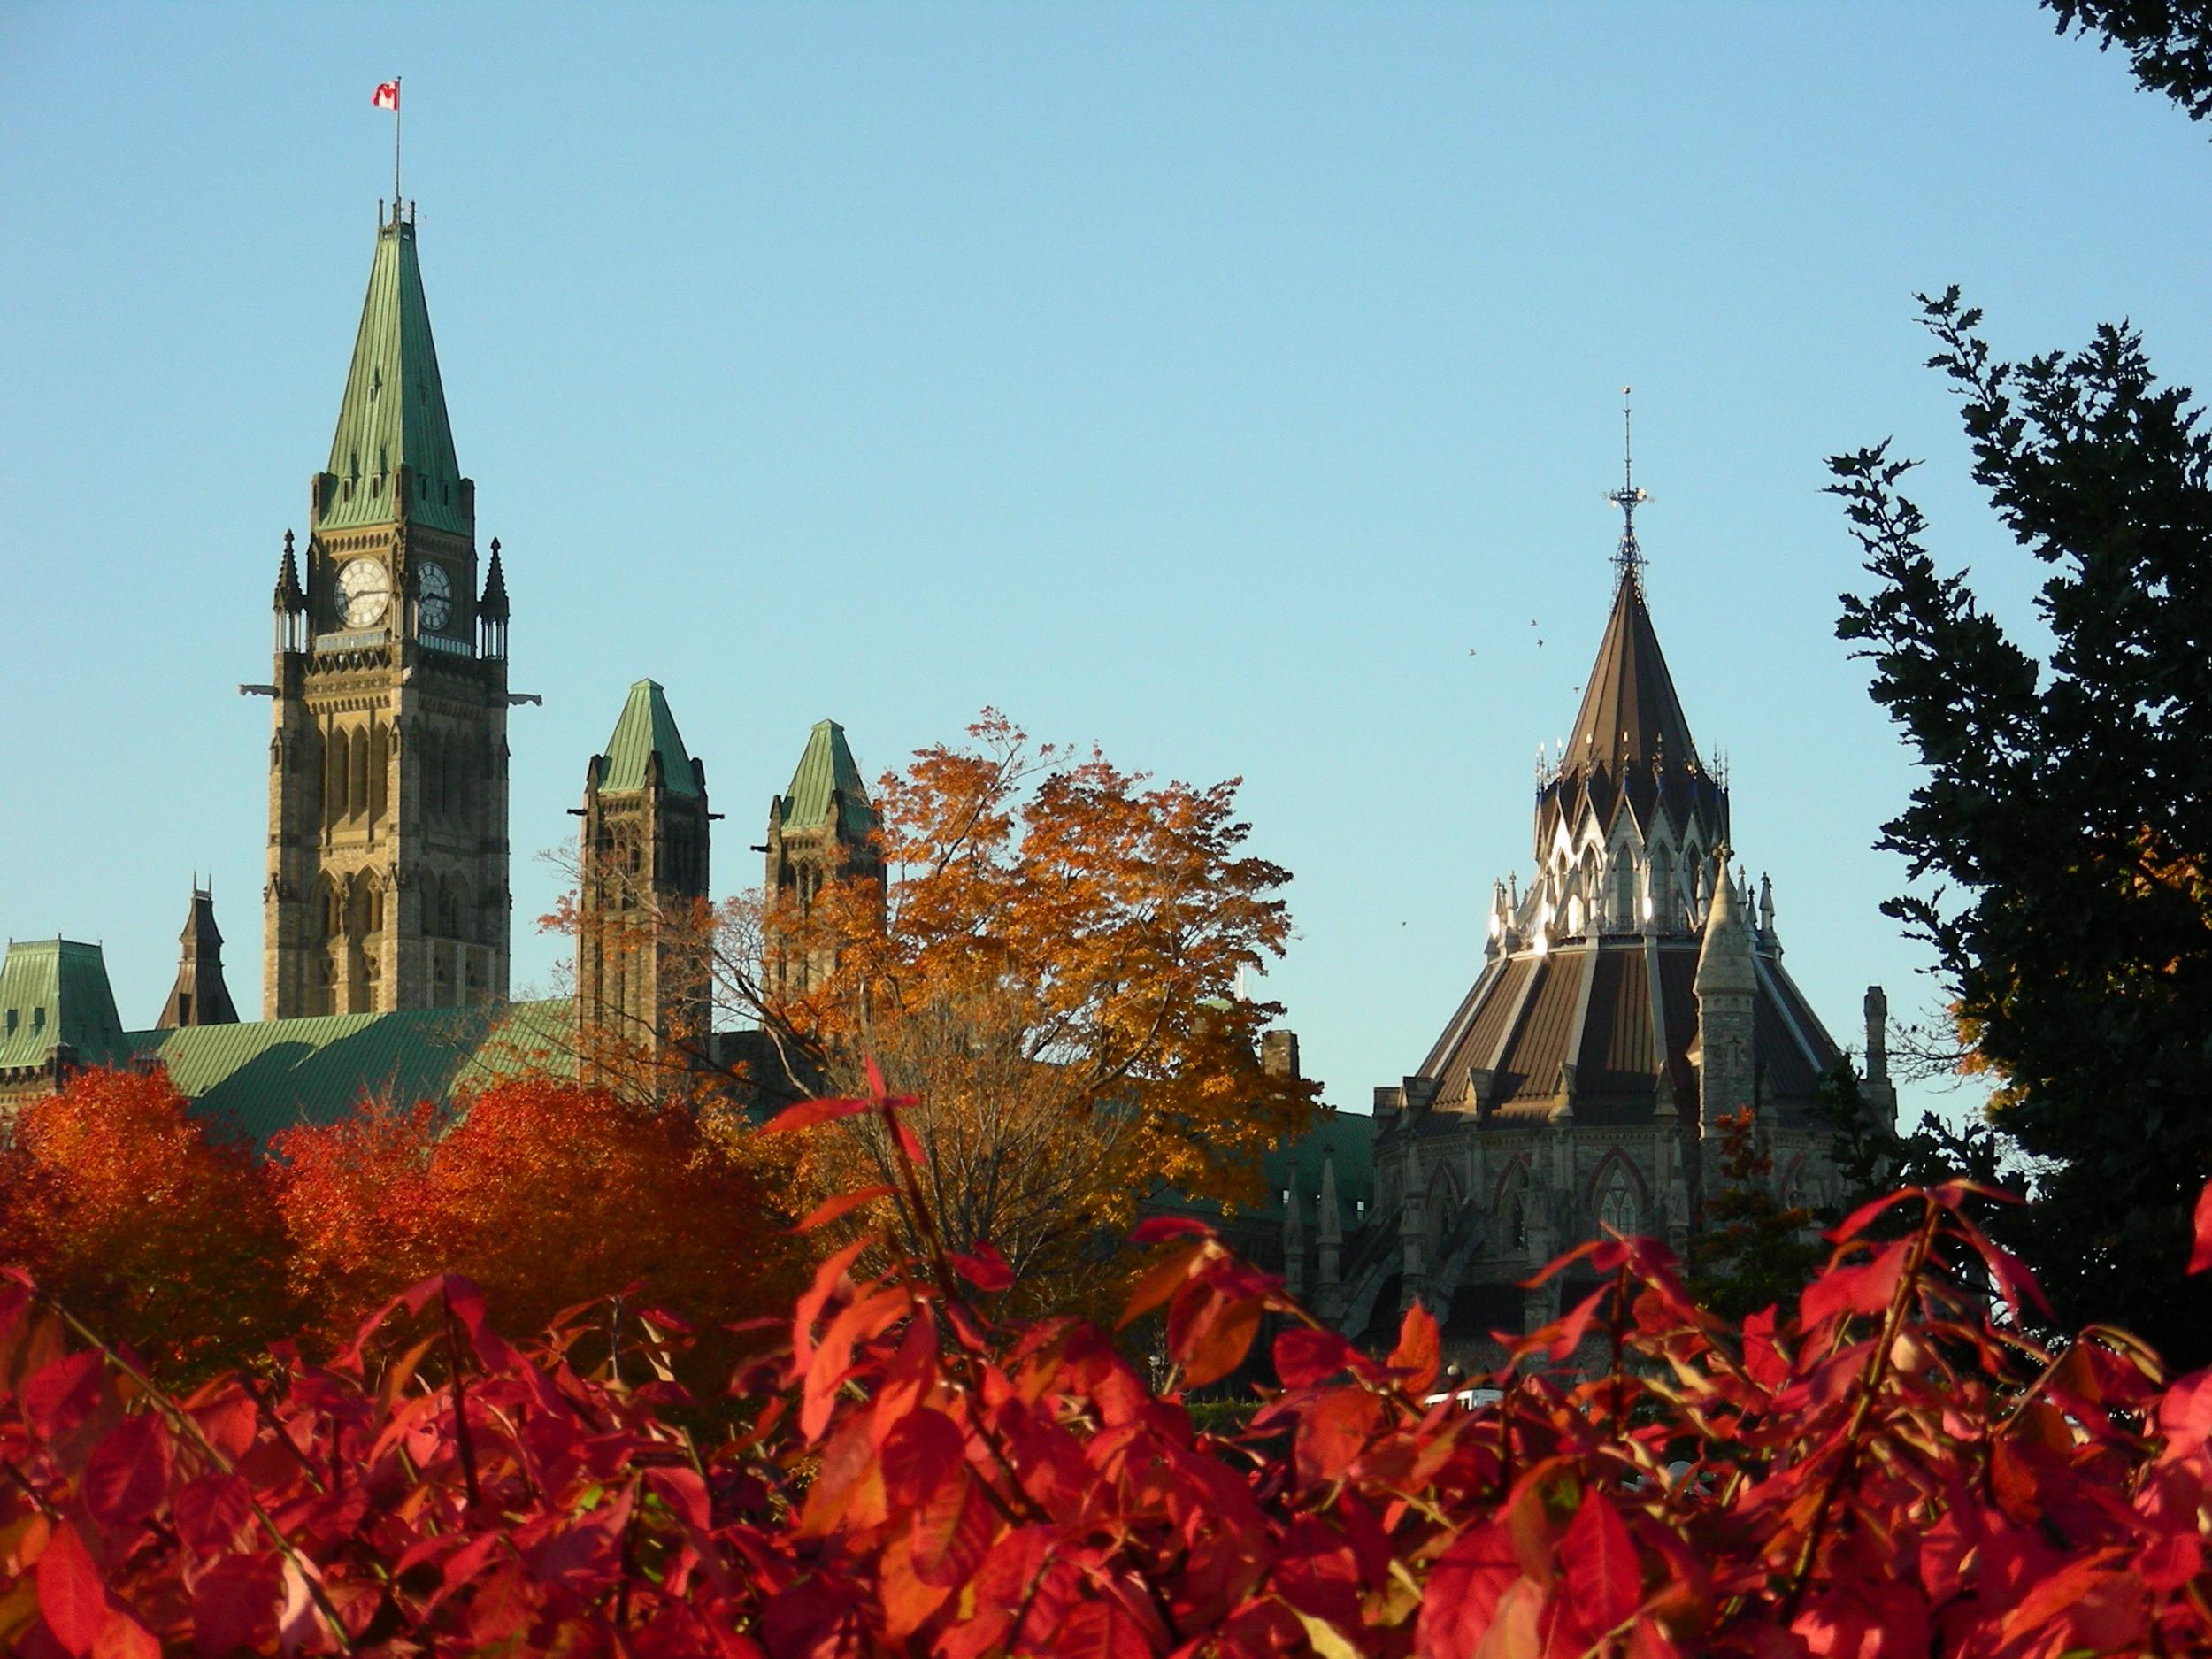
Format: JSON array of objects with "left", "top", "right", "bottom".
[{"left": 1830, "top": 288, "right": 2212, "bottom": 1365}]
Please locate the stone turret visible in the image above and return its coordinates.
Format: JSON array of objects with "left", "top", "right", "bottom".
[
  {"left": 1863, "top": 984, "right": 1898, "bottom": 1133},
  {"left": 1315, "top": 1155, "right": 1343, "bottom": 1321},
  {"left": 1694, "top": 842, "right": 1758, "bottom": 1142},
  {"left": 1282, "top": 1187, "right": 1307, "bottom": 1299},
  {"left": 157, "top": 883, "right": 240, "bottom": 1028},
  {"left": 1399, "top": 1131, "right": 1427, "bottom": 1312},
  {"left": 273, "top": 531, "right": 307, "bottom": 654}
]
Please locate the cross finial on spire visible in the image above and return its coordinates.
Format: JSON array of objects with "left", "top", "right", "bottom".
[{"left": 1604, "top": 386, "right": 1649, "bottom": 585}]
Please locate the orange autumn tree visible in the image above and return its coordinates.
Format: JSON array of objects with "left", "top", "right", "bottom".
[
  {"left": 733, "top": 711, "right": 1318, "bottom": 1309},
  {"left": 272, "top": 1077, "right": 800, "bottom": 1377},
  {"left": 0, "top": 1066, "right": 291, "bottom": 1380},
  {"left": 268, "top": 1095, "right": 457, "bottom": 1342}
]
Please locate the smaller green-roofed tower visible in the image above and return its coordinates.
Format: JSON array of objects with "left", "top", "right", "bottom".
[
  {"left": 0, "top": 939, "right": 129, "bottom": 1106},
  {"left": 578, "top": 681, "right": 712, "bottom": 1084},
  {"left": 265, "top": 203, "right": 511, "bottom": 1022},
  {"left": 764, "top": 719, "right": 884, "bottom": 1000}
]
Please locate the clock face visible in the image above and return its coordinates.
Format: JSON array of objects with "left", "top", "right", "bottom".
[
  {"left": 336, "top": 557, "right": 392, "bottom": 628},
  {"left": 418, "top": 562, "right": 453, "bottom": 633}
]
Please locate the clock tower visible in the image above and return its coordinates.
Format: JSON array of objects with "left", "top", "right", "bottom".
[{"left": 263, "top": 202, "right": 511, "bottom": 1018}]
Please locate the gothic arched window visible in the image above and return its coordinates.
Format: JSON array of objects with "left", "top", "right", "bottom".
[
  {"left": 348, "top": 727, "right": 370, "bottom": 821},
  {"left": 1497, "top": 1166, "right": 1531, "bottom": 1256},
  {"left": 1596, "top": 1164, "right": 1640, "bottom": 1236}
]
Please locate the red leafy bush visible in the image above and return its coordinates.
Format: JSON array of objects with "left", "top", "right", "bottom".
[{"left": 4, "top": 1078, "right": 2212, "bottom": 1656}]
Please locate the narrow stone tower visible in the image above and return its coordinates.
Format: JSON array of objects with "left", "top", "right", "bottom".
[
  {"left": 264, "top": 203, "right": 511, "bottom": 1018},
  {"left": 577, "top": 680, "right": 712, "bottom": 1079},
  {"left": 763, "top": 719, "right": 883, "bottom": 1000},
  {"left": 1693, "top": 842, "right": 1760, "bottom": 1200},
  {"left": 157, "top": 884, "right": 240, "bottom": 1028}
]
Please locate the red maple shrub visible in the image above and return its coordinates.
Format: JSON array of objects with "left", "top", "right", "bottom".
[
  {"left": 0, "top": 1067, "right": 292, "bottom": 1381},
  {"left": 4, "top": 1071, "right": 2212, "bottom": 1657},
  {"left": 272, "top": 1077, "right": 803, "bottom": 1382}
]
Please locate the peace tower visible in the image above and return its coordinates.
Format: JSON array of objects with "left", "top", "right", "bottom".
[{"left": 262, "top": 203, "right": 512, "bottom": 1018}]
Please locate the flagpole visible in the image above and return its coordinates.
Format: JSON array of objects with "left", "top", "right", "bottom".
[{"left": 393, "top": 76, "right": 403, "bottom": 213}]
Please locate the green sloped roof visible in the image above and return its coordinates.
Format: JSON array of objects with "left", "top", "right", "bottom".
[
  {"left": 779, "top": 719, "right": 874, "bottom": 838},
  {"left": 126, "top": 999, "right": 576, "bottom": 1145},
  {"left": 319, "top": 214, "right": 466, "bottom": 535},
  {"left": 597, "top": 680, "right": 699, "bottom": 795},
  {"left": 0, "top": 939, "right": 129, "bottom": 1071},
  {"left": 1259, "top": 1109, "right": 1376, "bottom": 1228}
]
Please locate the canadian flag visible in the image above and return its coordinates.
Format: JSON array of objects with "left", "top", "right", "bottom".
[{"left": 373, "top": 81, "right": 400, "bottom": 111}]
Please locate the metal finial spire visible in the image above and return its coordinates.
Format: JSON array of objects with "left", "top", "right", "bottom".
[{"left": 1604, "top": 386, "right": 1650, "bottom": 585}]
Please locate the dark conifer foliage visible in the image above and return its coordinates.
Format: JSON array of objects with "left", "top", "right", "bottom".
[
  {"left": 2048, "top": 0, "right": 2212, "bottom": 125},
  {"left": 1831, "top": 288, "right": 2212, "bottom": 1365}
]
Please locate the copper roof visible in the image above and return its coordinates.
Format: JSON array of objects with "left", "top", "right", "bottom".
[
  {"left": 1415, "top": 937, "right": 1842, "bottom": 1129},
  {"left": 1563, "top": 572, "right": 1700, "bottom": 779},
  {"left": 319, "top": 211, "right": 467, "bottom": 536},
  {"left": 597, "top": 680, "right": 701, "bottom": 796}
]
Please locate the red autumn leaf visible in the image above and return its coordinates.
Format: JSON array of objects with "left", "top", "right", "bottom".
[
  {"left": 1294, "top": 1387, "right": 1386, "bottom": 1485},
  {"left": 790, "top": 1184, "right": 895, "bottom": 1234},
  {"left": 910, "top": 1470, "right": 994, "bottom": 1588},
  {"left": 1547, "top": 1285, "right": 1611, "bottom": 1363},
  {"left": 880, "top": 1406, "right": 966, "bottom": 1508},
  {"left": 1172, "top": 1290, "right": 1262, "bottom": 1390},
  {"left": 1418, "top": 1521, "right": 1524, "bottom": 1659},
  {"left": 1391, "top": 1302, "right": 1442, "bottom": 1395},
  {"left": 172, "top": 1471, "right": 255, "bottom": 1555},
  {"left": 802, "top": 1287, "right": 908, "bottom": 1441},
  {"left": 1128, "top": 1216, "right": 1216, "bottom": 1246},
  {"left": 81, "top": 1414, "right": 173, "bottom": 1532},
  {"left": 1827, "top": 1187, "right": 1917, "bottom": 1243},
  {"left": 1475, "top": 1577, "right": 1545, "bottom": 1659},
  {"left": 792, "top": 1235, "right": 874, "bottom": 1367},
  {"left": 36, "top": 1521, "right": 107, "bottom": 1657},
  {"left": 90, "top": 1610, "right": 159, "bottom": 1659},
  {"left": 758, "top": 1094, "right": 878, "bottom": 1134},
  {"left": 2138, "top": 1532, "right": 2203, "bottom": 1594},
  {"left": 1274, "top": 1325, "right": 1363, "bottom": 1388},
  {"left": 2191, "top": 1177, "right": 2212, "bottom": 1276},
  {"left": 1741, "top": 1305, "right": 1788, "bottom": 1388},
  {"left": 1560, "top": 1494, "right": 1640, "bottom": 1635},
  {"left": 949, "top": 1241, "right": 1015, "bottom": 1293},
  {"left": 23, "top": 1349, "right": 106, "bottom": 1440},
  {"left": 1798, "top": 1237, "right": 1911, "bottom": 1328},
  {"left": 1056, "top": 1601, "right": 1153, "bottom": 1659},
  {"left": 1117, "top": 1242, "right": 1205, "bottom": 1331},
  {"left": 2157, "top": 1368, "right": 2212, "bottom": 1462},
  {"left": 762, "top": 1577, "right": 864, "bottom": 1659},
  {"left": 879, "top": 1527, "right": 953, "bottom": 1640}
]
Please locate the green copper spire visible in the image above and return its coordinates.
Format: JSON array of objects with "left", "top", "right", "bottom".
[
  {"left": 597, "top": 680, "right": 701, "bottom": 795},
  {"left": 779, "top": 719, "right": 874, "bottom": 836},
  {"left": 319, "top": 210, "right": 467, "bottom": 535}
]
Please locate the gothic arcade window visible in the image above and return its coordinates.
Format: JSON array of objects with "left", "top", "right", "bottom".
[
  {"left": 1498, "top": 1169, "right": 1530, "bottom": 1254},
  {"left": 1597, "top": 1165, "right": 1640, "bottom": 1235}
]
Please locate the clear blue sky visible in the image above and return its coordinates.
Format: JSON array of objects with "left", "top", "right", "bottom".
[{"left": 4, "top": 4, "right": 2205, "bottom": 1129}]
